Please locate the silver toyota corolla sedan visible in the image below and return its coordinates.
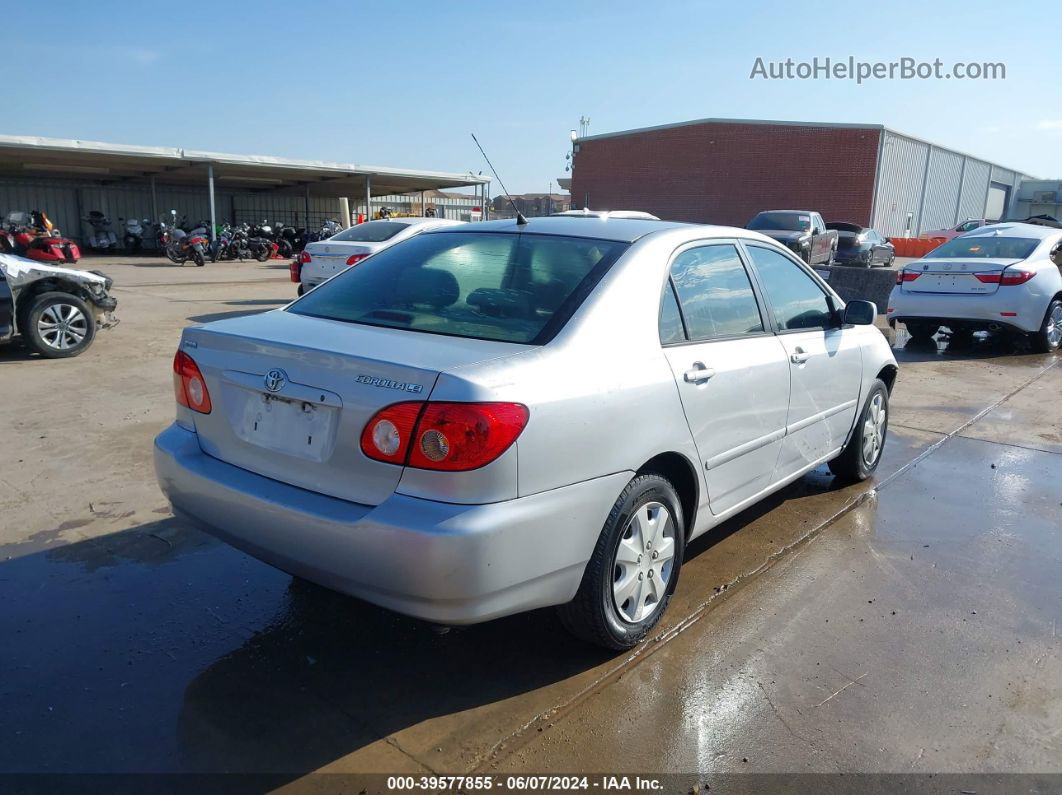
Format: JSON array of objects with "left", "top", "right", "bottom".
[{"left": 155, "top": 217, "right": 897, "bottom": 649}]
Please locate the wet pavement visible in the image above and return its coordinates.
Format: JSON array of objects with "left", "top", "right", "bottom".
[{"left": 1, "top": 259, "right": 1060, "bottom": 782}]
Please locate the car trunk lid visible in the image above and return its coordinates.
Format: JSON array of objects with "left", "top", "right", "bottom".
[
  {"left": 900, "top": 257, "right": 1023, "bottom": 295},
  {"left": 301, "top": 240, "right": 379, "bottom": 284},
  {"left": 181, "top": 309, "right": 528, "bottom": 505}
]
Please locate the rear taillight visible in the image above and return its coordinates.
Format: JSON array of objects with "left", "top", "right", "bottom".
[
  {"left": 361, "top": 401, "right": 529, "bottom": 471},
  {"left": 359, "top": 402, "right": 424, "bottom": 465},
  {"left": 346, "top": 253, "right": 369, "bottom": 267},
  {"left": 1000, "top": 269, "right": 1035, "bottom": 286},
  {"left": 974, "top": 272, "right": 1001, "bottom": 283},
  {"left": 897, "top": 271, "right": 921, "bottom": 284},
  {"left": 298, "top": 250, "right": 311, "bottom": 264},
  {"left": 172, "top": 350, "right": 212, "bottom": 414}
]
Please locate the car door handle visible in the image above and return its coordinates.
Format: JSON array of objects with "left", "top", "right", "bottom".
[
  {"left": 683, "top": 362, "right": 715, "bottom": 383},
  {"left": 790, "top": 348, "right": 810, "bottom": 365}
]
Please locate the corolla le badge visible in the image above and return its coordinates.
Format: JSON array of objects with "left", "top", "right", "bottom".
[{"left": 264, "top": 368, "right": 288, "bottom": 393}]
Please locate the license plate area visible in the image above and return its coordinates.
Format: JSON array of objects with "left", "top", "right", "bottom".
[
  {"left": 229, "top": 386, "right": 339, "bottom": 462},
  {"left": 913, "top": 273, "right": 994, "bottom": 294}
]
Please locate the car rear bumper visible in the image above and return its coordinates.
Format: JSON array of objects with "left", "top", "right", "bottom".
[
  {"left": 886, "top": 287, "right": 1044, "bottom": 333},
  {"left": 154, "top": 423, "right": 629, "bottom": 624}
]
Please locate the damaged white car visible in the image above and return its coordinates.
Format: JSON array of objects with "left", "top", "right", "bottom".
[{"left": 0, "top": 254, "right": 118, "bottom": 358}]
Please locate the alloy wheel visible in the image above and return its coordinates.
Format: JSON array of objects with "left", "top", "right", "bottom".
[
  {"left": 1046, "top": 304, "right": 1062, "bottom": 348},
  {"left": 862, "top": 393, "right": 887, "bottom": 467},
  {"left": 37, "top": 303, "right": 88, "bottom": 351},
  {"left": 612, "top": 501, "right": 676, "bottom": 623}
]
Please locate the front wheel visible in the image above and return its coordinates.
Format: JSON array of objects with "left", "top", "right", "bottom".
[
  {"left": 557, "top": 474, "right": 684, "bottom": 650},
  {"left": 829, "top": 379, "right": 889, "bottom": 482},
  {"left": 193, "top": 247, "right": 205, "bottom": 267},
  {"left": 1032, "top": 299, "right": 1062, "bottom": 353},
  {"left": 253, "top": 245, "right": 270, "bottom": 262},
  {"left": 277, "top": 239, "right": 293, "bottom": 259},
  {"left": 22, "top": 292, "right": 96, "bottom": 359}
]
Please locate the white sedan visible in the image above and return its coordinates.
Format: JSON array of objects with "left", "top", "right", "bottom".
[
  {"left": 295, "top": 218, "right": 462, "bottom": 294},
  {"left": 888, "top": 223, "right": 1062, "bottom": 351}
]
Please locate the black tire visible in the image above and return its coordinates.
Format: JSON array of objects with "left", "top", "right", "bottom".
[
  {"left": 277, "top": 239, "right": 293, "bottom": 259},
  {"left": 21, "top": 291, "right": 96, "bottom": 359},
  {"left": 1030, "top": 299, "right": 1062, "bottom": 353},
  {"left": 296, "top": 283, "right": 305, "bottom": 297},
  {"left": 254, "top": 245, "right": 271, "bottom": 263},
  {"left": 829, "top": 379, "right": 889, "bottom": 483},
  {"left": 193, "top": 249, "right": 205, "bottom": 267},
  {"left": 557, "top": 473, "right": 684, "bottom": 650},
  {"left": 905, "top": 320, "right": 938, "bottom": 341}
]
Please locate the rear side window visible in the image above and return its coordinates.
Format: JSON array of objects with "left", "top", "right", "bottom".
[
  {"left": 328, "top": 221, "right": 408, "bottom": 242},
  {"left": 659, "top": 281, "right": 685, "bottom": 344},
  {"left": 745, "top": 245, "right": 833, "bottom": 331},
  {"left": 289, "top": 232, "right": 628, "bottom": 344},
  {"left": 668, "top": 244, "right": 764, "bottom": 341}
]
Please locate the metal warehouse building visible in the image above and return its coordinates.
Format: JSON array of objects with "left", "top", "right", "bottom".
[
  {"left": 569, "top": 118, "right": 1033, "bottom": 237},
  {"left": 0, "top": 135, "right": 491, "bottom": 245}
]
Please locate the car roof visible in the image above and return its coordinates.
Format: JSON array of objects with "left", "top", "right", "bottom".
[
  {"left": 960, "top": 222, "right": 1062, "bottom": 241},
  {"left": 551, "top": 209, "right": 661, "bottom": 220},
  {"left": 428, "top": 216, "right": 692, "bottom": 243},
  {"left": 381, "top": 217, "right": 463, "bottom": 227},
  {"left": 756, "top": 209, "right": 814, "bottom": 214}
]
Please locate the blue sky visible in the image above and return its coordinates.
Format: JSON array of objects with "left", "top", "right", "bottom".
[{"left": 6, "top": 0, "right": 1058, "bottom": 193}]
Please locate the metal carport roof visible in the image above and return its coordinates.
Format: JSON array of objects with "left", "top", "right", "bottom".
[{"left": 0, "top": 135, "right": 490, "bottom": 197}]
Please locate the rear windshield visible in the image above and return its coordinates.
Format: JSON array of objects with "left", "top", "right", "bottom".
[
  {"left": 748, "top": 213, "right": 810, "bottom": 232},
  {"left": 327, "top": 221, "right": 409, "bottom": 242},
  {"left": 925, "top": 236, "right": 1038, "bottom": 260},
  {"left": 289, "top": 231, "right": 629, "bottom": 344}
]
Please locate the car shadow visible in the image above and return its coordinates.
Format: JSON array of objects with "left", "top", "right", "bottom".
[
  {"left": 186, "top": 299, "right": 289, "bottom": 324},
  {"left": 0, "top": 461, "right": 859, "bottom": 778}
]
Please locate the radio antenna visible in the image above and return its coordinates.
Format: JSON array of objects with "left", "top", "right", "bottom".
[{"left": 471, "top": 133, "right": 527, "bottom": 225}]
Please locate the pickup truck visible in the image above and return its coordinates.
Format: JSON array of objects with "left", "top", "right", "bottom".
[{"left": 746, "top": 210, "right": 838, "bottom": 265}]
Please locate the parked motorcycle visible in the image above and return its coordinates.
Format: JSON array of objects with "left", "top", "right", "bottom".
[
  {"left": 120, "top": 217, "right": 151, "bottom": 254},
  {"left": 82, "top": 210, "right": 119, "bottom": 251},
  {"left": 308, "top": 218, "right": 342, "bottom": 243},
  {"left": 160, "top": 210, "right": 208, "bottom": 266},
  {"left": 0, "top": 210, "right": 81, "bottom": 263},
  {"left": 211, "top": 222, "right": 273, "bottom": 262},
  {"left": 273, "top": 222, "right": 308, "bottom": 258}
]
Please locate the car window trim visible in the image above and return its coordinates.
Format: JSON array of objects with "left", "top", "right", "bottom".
[
  {"left": 660, "top": 238, "right": 772, "bottom": 347},
  {"left": 738, "top": 240, "right": 844, "bottom": 335}
]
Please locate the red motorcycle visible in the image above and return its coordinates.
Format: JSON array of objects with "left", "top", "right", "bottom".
[{"left": 0, "top": 210, "right": 81, "bottom": 263}]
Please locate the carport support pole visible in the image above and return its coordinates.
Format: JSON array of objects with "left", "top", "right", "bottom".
[
  {"left": 304, "top": 184, "right": 311, "bottom": 229},
  {"left": 150, "top": 176, "right": 159, "bottom": 226},
  {"left": 207, "top": 165, "right": 217, "bottom": 243},
  {"left": 365, "top": 175, "right": 372, "bottom": 221}
]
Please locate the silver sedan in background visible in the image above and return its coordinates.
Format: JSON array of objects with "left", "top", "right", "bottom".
[
  {"left": 156, "top": 217, "right": 897, "bottom": 649},
  {"left": 888, "top": 223, "right": 1062, "bottom": 351}
]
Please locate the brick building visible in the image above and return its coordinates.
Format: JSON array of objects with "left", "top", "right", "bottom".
[{"left": 570, "top": 118, "right": 1032, "bottom": 236}]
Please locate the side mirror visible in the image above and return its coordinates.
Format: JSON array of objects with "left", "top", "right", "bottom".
[{"left": 844, "top": 300, "right": 877, "bottom": 326}]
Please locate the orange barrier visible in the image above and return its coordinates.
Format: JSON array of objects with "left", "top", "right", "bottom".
[{"left": 887, "top": 237, "right": 945, "bottom": 258}]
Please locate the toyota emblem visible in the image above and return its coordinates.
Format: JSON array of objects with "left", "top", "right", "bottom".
[{"left": 264, "top": 368, "right": 288, "bottom": 393}]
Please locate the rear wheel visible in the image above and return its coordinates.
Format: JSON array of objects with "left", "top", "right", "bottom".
[
  {"left": 829, "top": 379, "right": 889, "bottom": 483},
  {"left": 22, "top": 292, "right": 96, "bottom": 359},
  {"left": 905, "top": 320, "right": 938, "bottom": 341},
  {"left": 557, "top": 474, "right": 684, "bottom": 650},
  {"left": 254, "top": 245, "right": 271, "bottom": 262},
  {"left": 1032, "top": 299, "right": 1062, "bottom": 353}
]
